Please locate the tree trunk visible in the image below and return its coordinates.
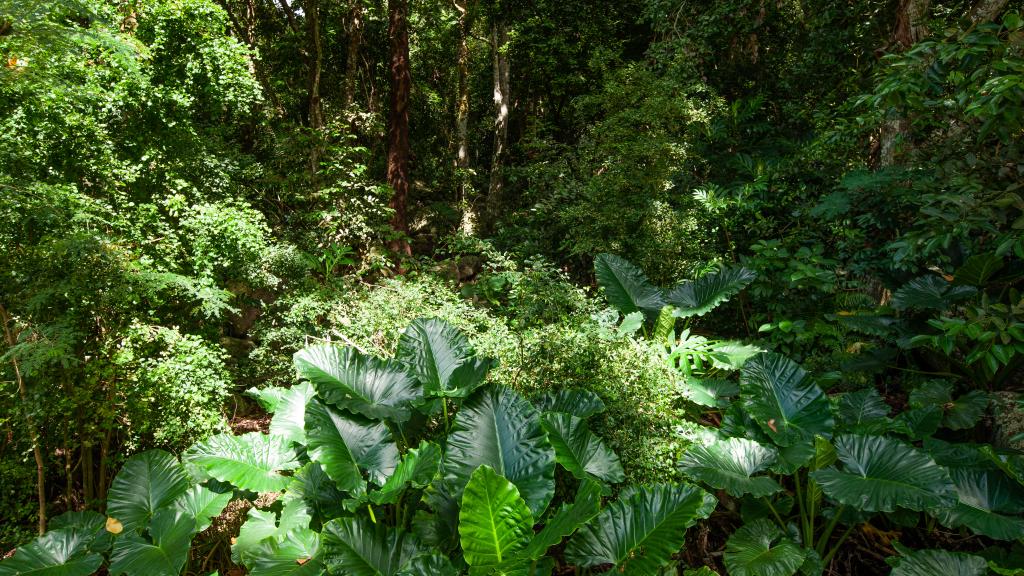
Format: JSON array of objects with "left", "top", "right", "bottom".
[
  {"left": 969, "top": 0, "right": 1008, "bottom": 23},
  {"left": 455, "top": 0, "right": 475, "bottom": 234},
  {"left": 486, "top": 17, "right": 510, "bottom": 230},
  {"left": 0, "top": 305, "right": 46, "bottom": 535},
  {"left": 880, "top": 0, "right": 930, "bottom": 166},
  {"left": 344, "top": 0, "right": 363, "bottom": 110},
  {"left": 276, "top": 0, "right": 300, "bottom": 34},
  {"left": 387, "top": 0, "right": 413, "bottom": 259},
  {"left": 307, "top": 0, "right": 325, "bottom": 180}
]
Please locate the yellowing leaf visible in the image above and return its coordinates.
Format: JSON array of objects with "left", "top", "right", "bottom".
[{"left": 106, "top": 516, "right": 124, "bottom": 534}]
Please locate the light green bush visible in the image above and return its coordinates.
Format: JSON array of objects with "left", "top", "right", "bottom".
[{"left": 113, "top": 324, "right": 231, "bottom": 451}]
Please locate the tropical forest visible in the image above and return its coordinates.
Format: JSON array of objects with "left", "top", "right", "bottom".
[{"left": 1, "top": 0, "right": 1023, "bottom": 574}]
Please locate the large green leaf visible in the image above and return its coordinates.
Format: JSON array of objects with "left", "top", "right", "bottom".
[
  {"left": 740, "top": 353, "right": 834, "bottom": 446},
  {"left": 108, "top": 509, "right": 196, "bottom": 576},
  {"left": 233, "top": 500, "right": 313, "bottom": 566},
  {"left": 443, "top": 386, "right": 556, "bottom": 515},
  {"left": 908, "top": 381, "right": 989, "bottom": 431},
  {"left": 541, "top": 413, "right": 624, "bottom": 484},
  {"left": 232, "top": 509, "right": 280, "bottom": 566},
  {"left": 891, "top": 275, "right": 976, "bottom": 311},
  {"left": 533, "top": 389, "right": 606, "bottom": 418},
  {"left": 520, "top": 480, "right": 603, "bottom": 560},
  {"left": 678, "top": 438, "right": 782, "bottom": 498},
  {"left": 835, "top": 387, "right": 891, "bottom": 434},
  {"left": 270, "top": 382, "right": 317, "bottom": 445},
  {"left": 281, "top": 462, "right": 347, "bottom": 528},
  {"left": 681, "top": 378, "right": 739, "bottom": 408},
  {"left": 107, "top": 449, "right": 190, "bottom": 533},
  {"left": 459, "top": 465, "right": 535, "bottom": 570},
  {"left": 411, "top": 482, "right": 461, "bottom": 552},
  {"left": 371, "top": 441, "right": 441, "bottom": 505},
  {"left": 0, "top": 528, "right": 103, "bottom": 576},
  {"left": 723, "top": 519, "right": 806, "bottom": 576},
  {"left": 564, "top": 483, "right": 716, "bottom": 575},
  {"left": 887, "top": 546, "right": 988, "bottom": 576},
  {"left": 294, "top": 345, "right": 423, "bottom": 423},
  {"left": 809, "top": 434, "right": 957, "bottom": 512},
  {"left": 936, "top": 468, "right": 1024, "bottom": 540},
  {"left": 172, "top": 485, "right": 232, "bottom": 533},
  {"left": 248, "top": 529, "right": 326, "bottom": 576},
  {"left": 396, "top": 318, "right": 494, "bottom": 398},
  {"left": 666, "top": 266, "right": 756, "bottom": 319},
  {"left": 48, "top": 511, "right": 111, "bottom": 554},
  {"left": 305, "top": 398, "right": 399, "bottom": 491},
  {"left": 395, "top": 553, "right": 459, "bottom": 576},
  {"left": 954, "top": 253, "right": 1004, "bottom": 287},
  {"left": 184, "top": 432, "right": 299, "bottom": 493},
  {"left": 594, "top": 253, "right": 665, "bottom": 323},
  {"left": 322, "top": 517, "right": 420, "bottom": 576}
]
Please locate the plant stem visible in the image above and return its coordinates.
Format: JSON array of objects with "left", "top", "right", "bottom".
[
  {"left": 822, "top": 522, "right": 857, "bottom": 565},
  {"left": 806, "top": 477, "right": 816, "bottom": 548},
  {"left": 794, "top": 471, "right": 810, "bottom": 543},
  {"left": 815, "top": 505, "right": 845, "bottom": 556},
  {"left": 762, "top": 496, "right": 787, "bottom": 529}
]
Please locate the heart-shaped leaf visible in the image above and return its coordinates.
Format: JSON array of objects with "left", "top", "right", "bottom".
[
  {"left": 248, "top": 528, "right": 326, "bottom": 576},
  {"left": 459, "top": 465, "right": 534, "bottom": 570},
  {"left": 936, "top": 468, "right": 1024, "bottom": 540},
  {"left": 443, "top": 386, "right": 556, "bottom": 515},
  {"left": 305, "top": 398, "right": 399, "bottom": 491},
  {"left": 396, "top": 318, "right": 494, "bottom": 398},
  {"left": 887, "top": 546, "right": 987, "bottom": 576},
  {"left": 0, "top": 527, "right": 103, "bottom": 576},
  {"left": 678, "top": 438, "right": 782, "bottom": 498},
  {"left": 810, "top": 434, "right": 956, "bottom": 512},
  {"left": 184, "top": 433, "right": 299, "bottom": 493},
  {"left": 541, "top": 412, "right": 624, "bottom": 484},
  {"left": 270, "top": 382, "right": 317, "bottom": 445},
  {"left": 107, "top": 450, "right": 190, "bottom": 533},
  {"left": 594, "top": 253, "right": 666, "bottom": 323},
  {"left": 666, "top": 266, "right": 756, "bottom": 318},
  {"left": 173, "top": 485, "right": 232, "bottom": 533},
  {"left": 740, "top": 353, "right": 834, "bottom": 446},
  {"left": 371, "top": 441, "right": 441, "bottom": 505},
  {"left": 294, "top": 345, "right": 422, "bottom": 423},
  {"left": 108, "top": 509, "right": 196, "bottom": 576},
  {"left": 724, "top": 519, "right": 806, "bottom": 576},
  {"left": 565, "top": 483, "right": 716, "bottom": 575},
  {"left": 322, "top": 517, "right": 421, "bottom": 576}
]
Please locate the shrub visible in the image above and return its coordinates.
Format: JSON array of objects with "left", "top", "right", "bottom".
[{"left": 113, "top": 324, "right": 231, "bottom": 451}]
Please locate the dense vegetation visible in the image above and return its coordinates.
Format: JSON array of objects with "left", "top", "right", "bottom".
[{"left": 1, "top": 0, "right": 1023, "bottom": 574}]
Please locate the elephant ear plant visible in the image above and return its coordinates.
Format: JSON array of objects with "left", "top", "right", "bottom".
[
  {"left": 594, "top": 253, "right": 761, "bottom": 378},
  {"left": 0, "top": 318, "right": 716, "bottom": 576},
  {"left": 676, "top": 351, "right": 1024, "bottom": 576}
]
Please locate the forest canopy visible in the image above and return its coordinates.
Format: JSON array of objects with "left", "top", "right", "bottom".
[{"left": 1, "top": 0, "right": 1024, "bottom": 574}]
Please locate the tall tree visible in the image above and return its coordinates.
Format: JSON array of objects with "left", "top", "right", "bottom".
[
  {"left": 344, "top": 0, "right": 364, "bottom": 110},
  {"left": 307, "top": 0, "right": 325, "bottom": 178},
  {"left": 485, "top": 12, "right": 510, "bottom": 230},
  {"left": 455, "top": 0, "right": 475, "bottom": 233},
  {"left": 387, "top": 0, "right": 413, "bottom": 258},
  {"left": 879, "top": 0, "right": 930, "bottom": 166}
]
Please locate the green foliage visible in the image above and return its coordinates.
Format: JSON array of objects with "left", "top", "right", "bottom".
[
  {"left": 723, "top": 519, "right": 806, "bottom": 576},
  {"left": 2, "top": 318, "right": 716, "bottom": 575},
  {"left": 564, "top": 483, "right": 716, "bottom": 575}
]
